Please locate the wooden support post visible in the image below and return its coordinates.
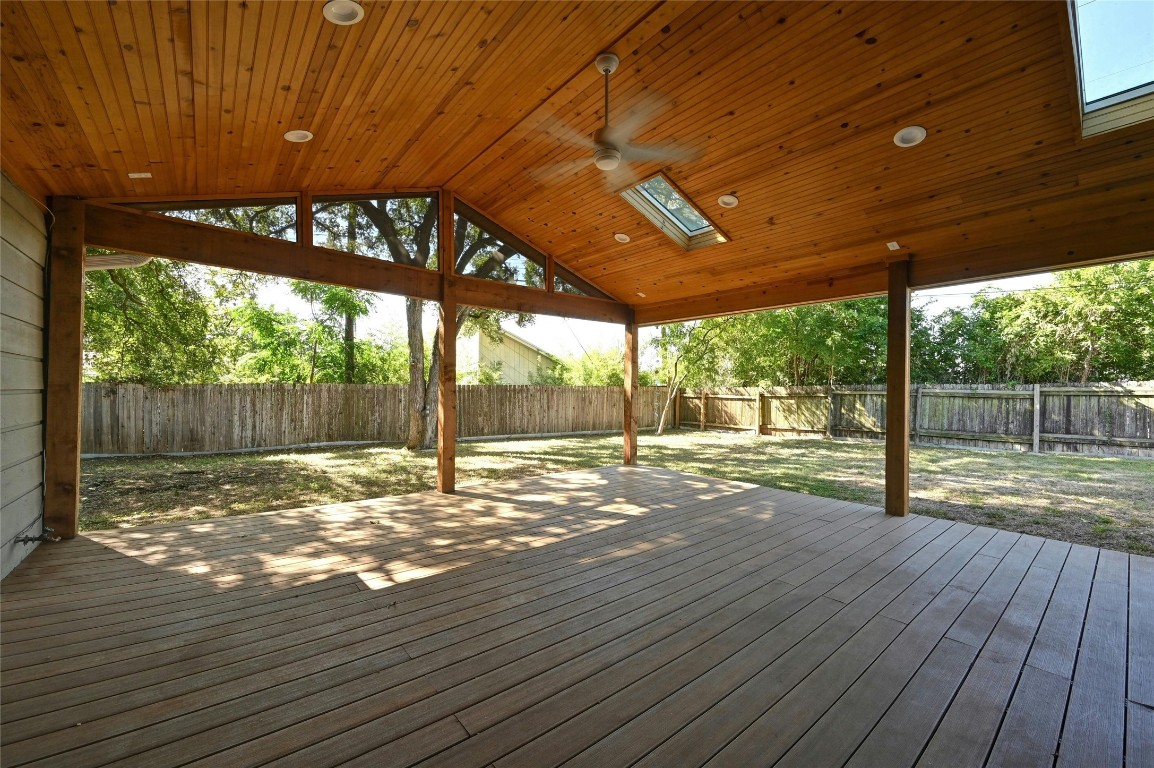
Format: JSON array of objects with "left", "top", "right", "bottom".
[
  {"left": 1032, "top": 383, "right": 1042, "bottom": 453},
  {"left": 297, "top": 192, "right": 313, "bottom": 246},
  {"left": 673, "top": 387, "right": 681, "bottom": 430},
  {"left": 437, "top": 191, "right": 456, "bottom": 493},
  {"left": 624, "top": 312, "right": 638, "bottom": 465},
  {"left": 885, "top": 258, "right": 911, "bottom": 516},
  {"left": 45, "top": 198, "right": 86, "bottom": 539}
]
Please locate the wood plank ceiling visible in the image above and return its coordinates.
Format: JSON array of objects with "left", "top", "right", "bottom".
[{"left": 2, "top": 1, "right": 1153, "bottom": 315}]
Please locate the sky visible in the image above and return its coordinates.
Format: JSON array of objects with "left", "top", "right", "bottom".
[
  {"left": 1074, "top": 0, "right": 1154, "bottom": 103},
  {"left": 260, "top": 271, "right": 1055, "bottom": 364}
]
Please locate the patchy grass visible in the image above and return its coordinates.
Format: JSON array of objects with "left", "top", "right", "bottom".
[{"left": 81, "top": 431, "right": 1154, "bottom": 554}]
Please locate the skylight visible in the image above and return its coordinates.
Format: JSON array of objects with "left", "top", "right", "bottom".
[
  {"left": 637, "top": 177, "right": 712, "bottom": 235},
  {"left": 621, "top": 174, "right": 726, "bottom": 250},
  {"left": 1070, "top": 0, "right": 1154, "bottom": 135}
]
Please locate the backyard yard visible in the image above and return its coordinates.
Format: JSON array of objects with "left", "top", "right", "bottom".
[{"left": 80, "top": 431, "right": 1154, "bottom": 555}]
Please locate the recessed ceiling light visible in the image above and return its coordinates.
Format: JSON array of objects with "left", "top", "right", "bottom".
[
  {"left": 637, "top": 291, "right": 647, "bottom": 298},
  {"left": 718, "top": 194, "right": 739, "bottom": 208},
  {"left": 886, "top": 241, "right": 901, "bottom": 251},
  {"left": 322, "top": 0, "right": 364, "bottom": 25},
  {"left": 614, "top": 232, "right": 630, "bottom": 243},
  {"left": 127, "top": 172, "right": 152, "bottom": 179},
  {"left": 893, "top": 125, "right": 927, "bottom": 147},
  {"left": 284, "top": 130, "right": 314, "bottom": 143}
]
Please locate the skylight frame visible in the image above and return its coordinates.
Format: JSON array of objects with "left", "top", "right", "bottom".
[
  {"left": 620, "top": 172, "right": 729, "bottom": 251},
  {"left": 1067, "top": 0, "right": 1154, "bottom": 137}
]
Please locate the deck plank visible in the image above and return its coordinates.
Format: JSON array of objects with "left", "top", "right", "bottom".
[
  {"left": 1056, "top": 550, "right": 1129, "bottom": 768},
  {"left": 0, "top": 465, "right": 1137, "bottom": 768}
]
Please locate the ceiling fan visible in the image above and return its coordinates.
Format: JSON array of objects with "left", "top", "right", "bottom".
[{"left": 531, "top": 52, "right": 700, "bottom": 187}]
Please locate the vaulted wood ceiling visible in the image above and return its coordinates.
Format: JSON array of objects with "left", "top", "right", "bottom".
[{"left": 3, "top": 1, "right": 1153, "bottom": 319}]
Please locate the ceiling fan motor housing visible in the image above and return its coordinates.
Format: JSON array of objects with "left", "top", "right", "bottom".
[{"left": 594, "top": 145, "right": 622, "bottom": 171}]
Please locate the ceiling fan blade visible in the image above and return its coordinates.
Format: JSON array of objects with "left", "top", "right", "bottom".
[
  {"left": 603, "top": 164, "right": 640, "bottom": 194},
  {"left": 538, "top": 119, "right": 596, "bottom": 150},
  {"left": 605, "top": 90, "right": 673, "bottom": 146},
  {"left": 528, "top": 157, "right": 592, "bottom": 186},
  {"left": 621, "top": 141, "right": 703, "bottom": 164}
]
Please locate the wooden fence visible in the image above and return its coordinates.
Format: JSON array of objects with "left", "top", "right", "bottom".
[
  {"left": 82, "top": 384, "right": 667, "bottom": 455},
  {"left": 676, "top": 382, "right": 1154, "bottom": 458}
]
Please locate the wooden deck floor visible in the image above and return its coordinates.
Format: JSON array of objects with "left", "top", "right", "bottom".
[{"left": 1, "top": 466, "right": 1150, "bottom": 768}]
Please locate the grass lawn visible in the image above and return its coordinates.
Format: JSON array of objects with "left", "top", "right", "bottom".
[{"left": 81, "top": 431, "right": 1154, "bottom": 555}]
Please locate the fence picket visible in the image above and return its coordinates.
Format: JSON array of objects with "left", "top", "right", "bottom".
[
  {"left": 81, "top": 384, "right": 667, "bottom": 455},
  {"left": 681, "top": 382, "right": 1153, "bottom": 458}
]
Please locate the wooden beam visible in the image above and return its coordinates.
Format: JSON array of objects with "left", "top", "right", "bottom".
[
  {"left": 885, "top": 258, "right": 911, "bottom": 517},
  {"left": 624, "top": 311, "right": 639, "bottom": 465},
  {"left": 910, "top": 226, "right": 1154, "bottom": 290},
  {"left": 85, "top": 200, "right": 629, "bottom": 324},
  {"left": 447, "top": 274, "right": 630, "bottom": 324},
  {"left": 44, "top": 198, "right": 85, "bottom": 539},
  {"left": 83, "top": 201, "right": 442, "bottom": 300},
  {"left": 634, "top": 269, "right": 887, "bottom": 326},
  {"left": 438, "top": 191, "right": 457, "bottom": 493}
]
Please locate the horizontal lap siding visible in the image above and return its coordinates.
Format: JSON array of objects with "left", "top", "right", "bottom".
[{"left": 1, "top": 174, "right": 48, "bottom": 577}]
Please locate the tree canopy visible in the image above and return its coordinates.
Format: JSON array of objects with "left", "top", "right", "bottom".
[{"left": 651, "top": 260, "right": 1153, "bottom": 387}]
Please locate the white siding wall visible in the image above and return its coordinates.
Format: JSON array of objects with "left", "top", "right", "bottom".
[
  {"left": 1, "top": 175, "right": 47, "bottom": 578},
  {"left": 479, "top": 334, "right": 557, "bottom": 385}
]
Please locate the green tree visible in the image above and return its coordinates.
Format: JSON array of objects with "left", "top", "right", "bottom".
[
  {"left": 83, "top": 259, "right": 241, "bottom": 385},
  {"left": 650, "top": 320, "right": 730, "bottom": 433},
  {"left": 312, "top": 197, "right": 533, "bottom": 449},
  {"left": 289, "top": 282, "right": 374, "bottom": 383}
]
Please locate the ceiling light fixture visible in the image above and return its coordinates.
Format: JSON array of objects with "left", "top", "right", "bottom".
[
  {"left": 637, "top": 291, "right": 647, "bottom": 298},
  {"left": 322, "top": 0, "right": 364, "bottom": 25},
  {"left": 614, "top": 232, "right": 631, "bottom": 243},
  {"left": 886, "top": 241, "right": 901, "bottom": 251},
  {"left": 893, "top": 125, "right": 927, "bottom": 147},
  {"left": 718, "top": 193, "right": 739, "bottom": 208},
  {"left": 283, "top": 130, "right": 314, "bottom": 143},
  {"left": 127, "top": 172, "right": 152, "bottom": 179}
]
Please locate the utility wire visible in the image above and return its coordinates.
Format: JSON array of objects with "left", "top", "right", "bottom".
[{"left": 917, "top": 280, "right": 1139, "bottom": 299}]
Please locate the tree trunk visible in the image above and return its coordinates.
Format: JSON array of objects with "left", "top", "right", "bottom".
[
  {"left": 656, "top": 365, "right": 683, "bottom": 436},
  {"left": 344, "top": 313, "right": 355, "bottom": 383},
  {"left": 405, "top": 298, "right": 427, "bottom": 450},
  {"left": 418, "top": 305, "right": 467, "bottom": 450},
  {"left": 308, "top": 334, "right": 318, "bottom": 384},
  {"left": 1081, "top": 337, "right": 1094, "bottom": 385},
  {"left": 422, "top": 326, "right": 442, "bottom": 449}
]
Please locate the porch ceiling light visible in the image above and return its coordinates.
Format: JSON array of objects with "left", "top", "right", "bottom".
[
  {"left": 284, "top": 130, "right": 314, "bottom": 143},
  {"left": 614, "top": 232, "right": 631, "bottom": 243},
  {"left": 323, "top": 0, "right": 365, "bottom": 25},
  {"left": 893, "top": 125, "right": 927, "bottom": 147}
]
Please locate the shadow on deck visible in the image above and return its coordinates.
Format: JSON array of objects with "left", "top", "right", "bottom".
[{"left": 1, "top": 465, "right": 1149, "bottom": 767}]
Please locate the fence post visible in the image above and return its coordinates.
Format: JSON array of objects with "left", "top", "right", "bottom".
[
  {"left": 701, "top": 391, "right": 707, "bottom": 431},
  {"left": 914, "top": 384, "right": 922, "bottom": 445},
  {"left": 1032, "top": 383, "right": 1041, "bottom": 453},
  {"left": 826, "top": 387, "right": 834, "bottom": 438}
]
